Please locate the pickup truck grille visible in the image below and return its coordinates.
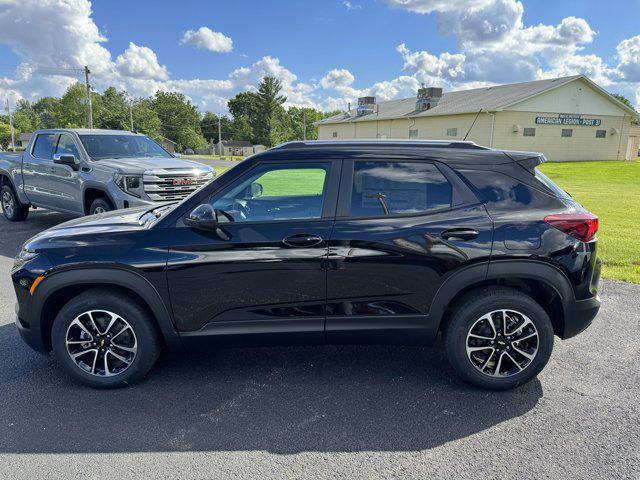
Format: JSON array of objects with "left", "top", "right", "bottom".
[{"left": 143, "top": 169, "right": 214, "bottom": 201}]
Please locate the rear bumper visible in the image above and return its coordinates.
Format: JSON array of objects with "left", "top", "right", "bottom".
[{"left": 561, "top": 294, "right": 601, "bottom": 339}]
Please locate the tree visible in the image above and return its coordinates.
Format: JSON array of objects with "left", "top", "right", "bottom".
[
  {"left": 151, "top": 91, "right": 206, "bottom": 151},
  {"left": 54, "top": 83, "right": 99, "bottom": 128},
  {"left": 32, "top": 97, "right": 60, "bottom": 129},
  {"left": 612, "top": 93, "right": 635, "bottom": 110},
  {"left": 254, "top": 76, "right": 287, "bottom": 146},
  {"left": 230, "top": 116, "right": 253, "bottom": 142},
  {"left": 96, "top": 87, "right": 130, "bottom": 130},
  {"left": 286, "top": 107, "right": 333, "bottom": 141},
  {"left": 131, "top": 98, "right": 162, "bottom": 139},
  {"left": 13, "top": 100, "right": 41, "bottom": 133},
  {"left": 228, "top": 92, "right": 260, "bottom": 121},
  {"left": 0, "top": 122, "right": 18, "bottom": 150}
]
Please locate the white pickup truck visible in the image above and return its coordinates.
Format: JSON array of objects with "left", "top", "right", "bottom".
[{"left": 0, "top": 128, "right": 215, "bottom": 221}]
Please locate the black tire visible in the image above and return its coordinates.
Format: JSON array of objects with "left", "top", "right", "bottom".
[
  {"left": 88, "top": 197, "right": 113, "bottom": 215},
  {"left": 444, "top": 287, "right": 554, "bottom": 390},
  {"left": 51, "top": 288, "right": 161, "bottom": 388},
  {"left": 1, "top": 183, "right": 29, "bottom": 221}
]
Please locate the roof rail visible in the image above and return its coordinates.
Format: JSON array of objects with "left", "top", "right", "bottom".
[{"left": 273, "top": 140, "right": 490, "bottom": 150}]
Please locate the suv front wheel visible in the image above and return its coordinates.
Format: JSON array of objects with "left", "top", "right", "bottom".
[
  {"left": 51, "top": 288, "right": 161, "bottom": 388},
  {"left": 444, "top": 287, "right": 554, "bottom": 390}
]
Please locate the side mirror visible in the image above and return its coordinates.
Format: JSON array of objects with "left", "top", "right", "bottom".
[
  {"left": 184, "top": 204, "right": 231, "bottom": 240},
  {"left": 249, "top": 182, "right": 263, "bottom": 198},
  {"left": 53, "top": 153, "right": 79, "bottom": 170},
  {"left": 184, "top": 204, "right": 218, "bottom": 230}
]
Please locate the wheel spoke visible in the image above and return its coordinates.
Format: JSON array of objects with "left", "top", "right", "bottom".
[
  {"left": 467, "top": 345, "right": 493, "bottom": 353},
  {"left": 504, "top": 352, "right": 523, "bottom": 371},
  {"left": 107, "top": 349, "right": 133, "bottom": 364},
  {"left": 514, "top": 331, "right": 537, "bottom": 342},
  {"left": 481, "top": 349, "right": 495, "bottom": 371},
  {"left": 468, "top": 333, "right": 494, "bottom": 340},
  {"left": 493, "top": 352, "right": 505, "bottom": 376},
  {"left": 482, "top": 314, "right": 497, "bottom": 339},
  {"left": 66, "top": 309, "right": 137, "bottom": 378},
  {"left": 512, "top": 344, "right": 536, "bottom": 360},
  {"left": 508, "top": 317, "right": 533, "bottom": 336}
]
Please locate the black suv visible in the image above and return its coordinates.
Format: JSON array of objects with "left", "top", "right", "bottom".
[{"left": 12, "top": 140, "right": 601, "bottom": 390}]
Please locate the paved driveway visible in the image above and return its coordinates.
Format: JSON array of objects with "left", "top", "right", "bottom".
[{"left": 0, "top": 210, "right": 638, "bottom": 479}]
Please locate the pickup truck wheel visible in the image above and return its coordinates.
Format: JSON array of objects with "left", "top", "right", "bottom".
[
  {"left": 1, "top": 184, "right": 29, "bottom": 221},
  {"left": 51, "top": 288, "right": 161, "bottom": 388},
  {"left": 444, "top": 287, "right": 554, "bottom": 390},
  {"left": 89, "top": 197, "right": 113, "bottom": 215}
]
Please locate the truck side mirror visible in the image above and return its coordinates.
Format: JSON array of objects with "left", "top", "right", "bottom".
[{"left": 53, "top": 153, "right": 79, "bottom": 171}]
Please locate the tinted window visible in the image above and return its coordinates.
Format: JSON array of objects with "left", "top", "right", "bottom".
[
  {"left": 79, "top": 135, "right": 171, "bottom": 159},
  {"left": 32, "top": 134, "right": 56, "bottom": 159},
  {"left": 210, "top": 163, "right": 330, "bottom": 222},
  {"left": 55, "top": 134, "right": 80, "bottom": 158},
  {"left": 350, "top": 161, "right": 452, "bottom": 217}
]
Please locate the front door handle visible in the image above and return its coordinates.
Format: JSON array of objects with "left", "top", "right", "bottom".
[
  {"left": 282, "top": 234, "right": 323, "bottom": 248},
  {"left": 440, "top": 228, "right": 479, "bottom": 241}
]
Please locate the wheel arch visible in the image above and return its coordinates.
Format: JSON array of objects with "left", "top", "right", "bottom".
[
  {"left": 83, "top": 187, "right": 115, "bottom": 214},
  {"left": 32, "top": 268, "right": 183, "bottom": 352},
  {"left": 430, "top": 260, "right": 573, "bottom": 338}
]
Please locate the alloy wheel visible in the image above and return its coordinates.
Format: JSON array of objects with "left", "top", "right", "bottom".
[
  {"left": 465, "top": 309, "right": 539, "bottom": 377},
  {"left": 2, "top": 191, "right": 15, "bottom": 218},
  {"left": 65, "top": 310, "right": 138, "bottom": 377},
  {"left": 93, "top": 206, "right": 105, "bottom": 214}
]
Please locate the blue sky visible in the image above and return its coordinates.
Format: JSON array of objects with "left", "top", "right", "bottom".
[{"left": 0, "top": 0, "right": 639, "bottom": 112}]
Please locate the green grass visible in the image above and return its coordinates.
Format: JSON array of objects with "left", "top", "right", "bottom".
[
  {"left": 213, "top": 161, "right": 640, "bottom": 283},
  {"left": 539, "top": 161, "right": 640, "bottom": 283}
]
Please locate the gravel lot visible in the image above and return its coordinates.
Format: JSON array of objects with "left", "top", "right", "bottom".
[{"left": 0, "top": 209, "right": 638, "bottom": 480}]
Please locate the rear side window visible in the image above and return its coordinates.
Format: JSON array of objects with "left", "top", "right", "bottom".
[
  {"left": 350, "top": 161, "right": 452, "bottom": 217},
  {"left": 534, "top": 168, "right": 571, "bottom": 200},
  {"left": 32, "top": 134, "right": 56, "bottom": 159}
]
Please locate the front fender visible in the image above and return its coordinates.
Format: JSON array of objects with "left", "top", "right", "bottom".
[{"left": 25, "top": 267, "right": 183, "bottom": 352}]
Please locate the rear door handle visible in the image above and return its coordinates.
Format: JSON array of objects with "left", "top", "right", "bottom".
[
  {"left": 282, "top": 234, "right": 323, "bottom": 248},
  {"left": 440, "top": 228, "right": 479, "bottom": 241}
]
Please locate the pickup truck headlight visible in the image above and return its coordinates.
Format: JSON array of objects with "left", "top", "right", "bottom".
[{"left": 114, "top": 174, "right": 144, "bottom": 198}]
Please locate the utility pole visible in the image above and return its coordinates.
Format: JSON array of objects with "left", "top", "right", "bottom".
[
  {"left": 303, "top": 109, "right": 307, "bottom": 141},
  {"left": 5, "top": 98, "right": 15, "bottom": 152},
  {"left": 84, "top": 66, "right": 93, "bottom": 129},
  {"left": 129, "top": 100, "right": 134, "bottom": 132},
  {"left": 218, "top": 116, "right": 222, "bottom": 154}
]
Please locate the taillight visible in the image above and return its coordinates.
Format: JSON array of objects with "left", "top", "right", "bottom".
[{"left": 544, "top": 213, "right": 598, "bottom": 242}]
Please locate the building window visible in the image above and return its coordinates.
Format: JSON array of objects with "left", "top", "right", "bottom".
[
  {"left": 446, "top": 128, "right": 457, "bottom": 137},
  {"left": 332, "top": 131, "right": 338, "bottom": 138},
  {"left": 561, "top": 129, "right": 573, "bottom": 138},
  {"left": 596, "top": 129, "right": 606, "bottom": 138},
  {"left": 523, "top": 128, "right": 536, "bottom": 137},
  {"left": 409, "top": 129, "right": 418, "bottom": 138}
]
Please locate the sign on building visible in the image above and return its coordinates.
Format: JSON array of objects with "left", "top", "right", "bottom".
[{"left": 535, "top": 114, "right": 602, "bottom": 126}]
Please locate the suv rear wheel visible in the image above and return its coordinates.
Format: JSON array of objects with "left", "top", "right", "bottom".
[
  {"left": 444, "top": 287, "right": 554, "bottom": 390},
  {"left": 1, "top": 183, "right": 29, "bottom": 221},
  {"left": 51, "top": 288, "right": 161, "bottom": 388}
]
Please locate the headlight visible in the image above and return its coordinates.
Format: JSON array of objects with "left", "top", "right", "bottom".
[{"left": 114, "top": 174, "right": 144, "bottom": 198}]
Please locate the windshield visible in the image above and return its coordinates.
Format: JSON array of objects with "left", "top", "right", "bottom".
[{"left": 79, "top": 134, "right": 172, "bottom": 160}]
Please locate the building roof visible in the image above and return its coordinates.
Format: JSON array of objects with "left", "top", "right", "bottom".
[
  {"left": 220, "top": 140, "right": 253, "bottom": 147},
  {"left": 317, "top": 75, "right": 637, "bottom": 125}
]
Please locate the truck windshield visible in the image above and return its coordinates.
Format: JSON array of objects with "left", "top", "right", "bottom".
[{"left": 78, "top": 135, "right": 172, "bottom": 160}]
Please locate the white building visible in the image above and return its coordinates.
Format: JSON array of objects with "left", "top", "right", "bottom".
[{"left": 317, "top": 75, "right": 639, "bottom": 162}]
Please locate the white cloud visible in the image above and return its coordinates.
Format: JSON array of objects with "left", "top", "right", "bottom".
[
  {"left": 384, "top": 0, "right": 494, "bottom": 14},
  {"left": 115, "top": 42, "right": 168, "bottom": 81},
  {"left": 320, "top": 69, "right": 355, "bottom": 89},
  {"left": 616, "top": 35, "right": 640, "bottom": 82},
  {"left": 343, "top": 1, "right": 362, "bottom": 10},
  {"left": 180, "top": 27, "right": 233, "bottom": 53}
]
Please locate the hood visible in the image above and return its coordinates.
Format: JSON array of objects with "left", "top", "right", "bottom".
[
  {"left": 24, "top": 206, "right": 153, "bottom": 252},
  {"left": 94, "top": 156, "right": 212, "bottom": 175}
]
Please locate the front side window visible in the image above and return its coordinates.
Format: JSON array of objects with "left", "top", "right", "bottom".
[
  {"left": 56, "top": 134, "right": 81, "bottom": 157},
  {"left": 79, "top": 134, "right": 171, "bottom": 160},
  {"left": 350, "top": 161, "right": 452, "bottom": 217},
  {"left": 32, "top": 134, "right": 56, "bottom": 159},
  {"left": 210, "top": 163, "right": 330, "bottom": 222}
]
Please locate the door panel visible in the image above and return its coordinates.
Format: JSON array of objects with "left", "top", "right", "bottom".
[
  {"left": 326, "top": 158, "right": 493, "bottom": 344},
  {"left": 51, "top": 134, "right": 83, "bottom": 213},
  {"left": 167, "top": 221, "right": 332, "bottom": 344},
  {"left": 22, "top": 133, "right": 57, "bottom": 207},
  {"left": 166, "top": 160, "right": 340, "bottom": 346}
]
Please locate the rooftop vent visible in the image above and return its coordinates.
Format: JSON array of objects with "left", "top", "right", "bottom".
[
  {"left": 356, "top": 96, "right": 376, "bottom": 116},
  {"left": 416, "top": 87, "right": 442, "bottom": 111}
]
